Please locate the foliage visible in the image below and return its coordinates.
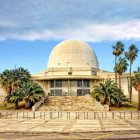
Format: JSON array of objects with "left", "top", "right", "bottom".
[
  {"left": 0, "top": 67, "right": 31, "bottom": 95},
  {"left": 132, "top": 71, "right": 140, "bottom": 90},
  {"left": 114, "top": 57, "right": 128, "bottom": 75},
  {"left": 5, "top": 81, "right": 45, "bottom": 109},
  {"left": 112, "top": 41, "right": 124, "bottom": 83},
  {"left": 112, "top": 41, "right": 124, "bottom": 56},
  {"left": 131, "top": 70, "right": 140, "bottom": 110},
  {"left": 125, "top": 45, "right": 139, "bottom": 64},
  {"left": 125, "top": 44, "right": 139, "bottom": 101},
  {"left": 114, "top": 57, "right": 128, "bottom": 88},
  {"left": 21, "top": 81, "right": 45, "bottom": 104},
  {"left": 91, "top": 79, "right": 129, "bottom": 107}
]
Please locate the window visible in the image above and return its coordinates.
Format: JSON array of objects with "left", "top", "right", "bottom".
[
  {"left": 50, "top": 90, "right": 55, "bottom": 96},
  {"left": 68, "top": 72, "right": 72, "bottom": 75},
  {"left": 55, "top": 90, "right": 62, "bottom": 96},
  {"left": 77, "top": 80, "right": 82, "bottom": 87},
  {"left": 50, "top": 80, "right": 54, "bottom": 88},
  {"left": 55, "top": 80, "right": 62, "bottom": 87},
  {"left": 77, "top": 89, "right": 82, "bottom": 96},
  {"left": 83, "top": 89, "right": 90, "bottom": 95},
  {"left": 83, "top": 80, "right": 90, "bottom": 87}
]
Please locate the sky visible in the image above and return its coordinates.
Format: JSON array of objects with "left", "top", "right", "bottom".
[{"left": 0, "top": 0, "right": 140, "bottom": 74}]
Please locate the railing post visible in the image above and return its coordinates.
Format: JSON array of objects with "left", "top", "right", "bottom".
[
  {"left": 33, "top": 112, "right": 35, "bottom": 119},
  {"left": 112, "top": 112, "right": 114, "bottom": 119},
  {"left": 6, "top": 112, "right": 7, "bottom": 118},
  {"left": 17, "top": 112, "right": 18, "bottom": 119},
  {"left": 94, "top": 112, "right": 96, "bottom": 119},
  {"left": 44, "top": 112, "right": 45, "bottom": 119},
  {"left": 61, "top": 112, "right": 62, "bottom": 119},
  {"left": 138, "top": 112, "right": 140, "bottom": 119}
]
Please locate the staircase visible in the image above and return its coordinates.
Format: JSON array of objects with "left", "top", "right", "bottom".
[{"left": 38, "top": 96, "right": 99, "bottom": 111}]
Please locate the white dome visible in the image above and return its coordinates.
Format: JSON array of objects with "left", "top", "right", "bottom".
[{"left": 48, "top": 40, "right": 99, "bottom": 68}]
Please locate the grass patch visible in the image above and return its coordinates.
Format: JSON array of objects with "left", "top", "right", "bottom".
[
  {"left": 110, "top": 102, "right": 137, "bottom": 111},
  {"left": 0, "top": 101, "right": 25, "bottom": 110}
]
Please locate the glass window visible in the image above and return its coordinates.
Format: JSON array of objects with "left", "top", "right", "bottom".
[
  {"left": 50, "top": 90, "right": 54, "bottom": 96},
  {"left": 83, "top": 89, "right": 90, "bottom": 95},
  {"left": 83, "top": 80, "right": 90, "bottom": 87},
  {"left": 55, "top": 80, "right": 62, "bottom": 87},
  {"left": 55, "top": 90, "right": 62, "bottom": 96},
  {"left": 77, "top": 80, "right": 82, "bottom": 87},
  {"left": 50, "top": 80, "right": 54, "bottom": 88},
  {"left": 77, "top": 89, "right": 82, "bottom": 96}
]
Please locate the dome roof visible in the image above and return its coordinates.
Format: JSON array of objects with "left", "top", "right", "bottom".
[{"left": 47, "top": 40, "right": 99, "bottom": 68}]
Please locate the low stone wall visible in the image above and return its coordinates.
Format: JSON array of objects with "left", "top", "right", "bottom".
[{"left": 32, "top": 96, "right": 47, "bottom": 112}]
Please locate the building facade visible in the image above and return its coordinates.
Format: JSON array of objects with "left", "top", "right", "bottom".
[{"left": 32, "top": 40, "right": 138, "bottom": 102}]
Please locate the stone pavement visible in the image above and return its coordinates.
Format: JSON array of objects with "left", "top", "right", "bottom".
[{"left": 0, "top": 112, "right": 140, "bottom": 133}]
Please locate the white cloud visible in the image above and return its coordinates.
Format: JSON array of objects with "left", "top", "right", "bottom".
[{"left": 1, "top": 20, "right": 140, "bottom": 42}]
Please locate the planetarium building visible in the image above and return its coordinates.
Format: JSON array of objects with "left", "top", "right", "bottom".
[
  {"left": 32, "top": 40, "right": 137, "bottom": 101},
  {"left": 33, "top": 40, "right": 100, "bottom": 96}
]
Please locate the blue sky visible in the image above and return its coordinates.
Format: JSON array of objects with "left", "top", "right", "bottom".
[{"left": 0, "top": 0, "right": 140, "bottom": 73}]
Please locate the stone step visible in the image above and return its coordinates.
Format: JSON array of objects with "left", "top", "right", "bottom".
[{"left": 38, "top": 96, "right": 99, "bottom": 111}]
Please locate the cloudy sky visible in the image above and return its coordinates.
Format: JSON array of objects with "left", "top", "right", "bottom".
[{"left": 0, "top": 0, "right": 140, "bottom": 73}]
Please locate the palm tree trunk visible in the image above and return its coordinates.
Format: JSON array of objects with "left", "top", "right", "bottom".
[
  {"left": 9, "top": 85, "right": 12, "bottom": 95},
  {"left": 115, "top": 56, "right": 117, "bottom": 83},
  {"left": 138, "top": 90, "right": 140, "bottom": 111},
  {"left": 119, "top": 74, "right": 121, "bottom": 89},
  {"left": 129, "top": 63, "right": 132, "bottom": 102},
  {"left": 15, "top": 101, "right": 19, "bottom": 109}
]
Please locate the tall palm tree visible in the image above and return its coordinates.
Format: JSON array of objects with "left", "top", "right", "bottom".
[
  {"left": 112, "top": 41, "right": 124, "bottom": 83},
  {"left": 125, "top": 45, "right": 139, "bottom": 101},
  {"left": 114, "top": 57, "right": 128, "bottom": 89},
  {"left": 132, "top": 71, "right": 140, "bottom": 110}
]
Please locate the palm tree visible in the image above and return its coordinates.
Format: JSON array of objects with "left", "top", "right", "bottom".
[
  {"left": 12, "top": 67, "right": 31, "bottom": 89},
  {"left": 112, "top": 41, "right": 124, "bottom": 83},
  {"left": 0, "top": 67, "right": 31, "bottom": 95},
  {"left": 21, "top": 81, "right": 45, "bottom": 108},
  {"left": 132, "top": 71, "right": 140, "bottom": 110},
  {"left": 125, "top": 45, "right": 139, "bottom": 101},
  {"left": 5, "top": 81, "right": 45, "bottom": 109},
  {"left": 114, "top": 57, "right": 128, "bottom": 89},
  {"left": 91, "top": 79, "right": 129, "bottom": 107},
  {"left": 0, "top": 69, "right": 14, "bottom": 95},
  {"left": 4, "top": 89, "right": 24, "bottom": 109}
]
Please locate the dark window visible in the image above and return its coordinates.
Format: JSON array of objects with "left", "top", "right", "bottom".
[
  {"left": 55, "top": 80, "right": 62, "bottom": 87},
  {"left": 83, "top": 80, "right": 90, "bottom": 87},
  {"left": 50, "top": 90, "right": 54, "bottom": 96},
  {"left": 77, "top": 80, "right": 82, "bottom": 87},
  {"left": 77, "top": 89, "right": 83, "bottom": 96},
  {"left": 83, "top": 89, "right": 90, "bottom": 95},
  {"left": 68, "top": 72, "right": 72, "bottom": 75},
  {"left": 55, "top": 90, "right": 62, "bottom": 96},
  {"left": 50, "top": 80, "right": 54, "bottom": 88}
]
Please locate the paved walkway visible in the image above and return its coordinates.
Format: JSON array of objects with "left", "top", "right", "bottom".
[{"left": 0, "top": 112, "right": 140, "bottom": 133}]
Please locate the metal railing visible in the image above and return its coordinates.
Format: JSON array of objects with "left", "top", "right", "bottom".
[{"left": 0, "top": 111, "right": 140, "bottom": 120}]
